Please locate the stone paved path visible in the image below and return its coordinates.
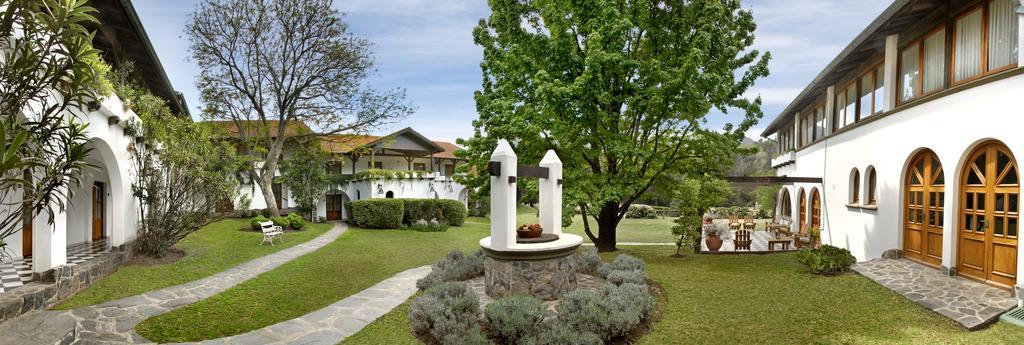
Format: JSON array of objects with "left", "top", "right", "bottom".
[
  {"left": 27, "top": 222, "right": 347, "bottom": 345},
  {"left": 853, "top": 258, "right": 1018, "bottom": 330},
  {"left": 179, "top": 265, "right": 431, "bottom": 345}
]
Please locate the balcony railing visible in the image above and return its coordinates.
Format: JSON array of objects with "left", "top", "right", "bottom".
[{"left": 771, "top": 151, "right": 795, "bottom": 168}]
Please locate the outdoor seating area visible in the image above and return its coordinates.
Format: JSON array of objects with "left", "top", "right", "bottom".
[{"left": 701, "top": 214, "right": 799, "bottom": 253}]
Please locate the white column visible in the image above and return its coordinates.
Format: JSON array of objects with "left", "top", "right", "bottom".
[
  {"left": 824, "top": 86, "right": 835, "bottom": 135},
  {"left": 792, "top": 112, "right": 800, "bottom": 147},
  {"left": 32, "top": 203, "right": 67, "bottom": 273},
  {"left": 883, "top": 34, "right": 899, "bottom": 112},
  {"left": 539, "top": 150, "right": 562, "bottom": 236},
  {"left": 489, "top": 140, "right": 517, "bottom": 251}
]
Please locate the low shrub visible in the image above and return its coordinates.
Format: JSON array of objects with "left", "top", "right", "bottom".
[
  {"left": 484, "top": 295, "right": 546, "bottom": 344},
  {"left": 532, "top": 324, "right": 603, "bottom": 345},
  {"left": 348, "top": 199, "right": 404, "bottom": 229},
  {"left": 404, "top": 218, "right": 449, "bottom": 232},
  {"left": 286, "top": 212, "right": 304, "bottom": 230},
  {"left": 270, "top": 216, "right": 289, "bottom": 228},
  {"left": 408, "top": 282, "right": 488, "bottom": 345},
  {"left": 402, "top": 199, "right": 445, "bottom": 225},
  {"left": 416, "top": 250, "right": 485, "bottom": 290},
  {"left": 249, "top": 215, "right": 268, "bottom": 231},
  {"left": 598, "top": 254, "right": 645, "bottom": 277},
  {"left": 606, "top": 269, "right": 647, "bottom": 286},
  {"left": 554, "top": 283, "right": 655, "bottom": 342},
  {"left": 437, "top": 199, "right": 467, "bottom": 226},
  {"left": 797, "top": 244, "right": 857, "bottom": 275},
  {"left": 576, "top": 248, "right": 605, "bottom": 276},
  {"left": 602, "top": 282, "right": 655, "bottom": 333},
  {"left": 624, "top": 204, "right": 657, "bottom": 219}
]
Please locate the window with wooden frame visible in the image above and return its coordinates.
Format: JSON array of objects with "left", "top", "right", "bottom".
[
  {"left": 813, "top": 103, "right": 825, "bottom": 141},
  {"left": 850, "top": 168, "right": 861, "bottom": 204},
  {"left": 900, "top": 25, "right": 946, "bottom": 103},
  {"left": 951, "top": 1, "right": 1019, "bottom": 85},
  {"left": 867, "top": 166, "right": 878, "bottom": 205},
  {"left": 799, "top": 113, "right": 811, "bottom": 147},
  {"left": 858, "top": 63, "right": 885, "bottom": 118}
]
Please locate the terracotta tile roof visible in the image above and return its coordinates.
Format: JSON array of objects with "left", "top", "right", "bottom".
[
  {"left": 320, "top": 134, "right": 379, "bottom": 153},
  {"left": 432, "top": 141, "right": 462, "bottom": 159},
  {"left": 205, "top": 120, "right": 311, "bottom": 138}
]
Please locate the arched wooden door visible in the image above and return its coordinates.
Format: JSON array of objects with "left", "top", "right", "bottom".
[
  {"left": 904, "top": 151, "right": 944, "bottom": 267},
  {"left": 810, "top": 189, "right": 821, "bottom": 228},
  {"left": 958, "top": 142, "right": 1018, "bottom": 288},
  {"left": 798, "top": 189, "right": 807, "bottom": 229}
]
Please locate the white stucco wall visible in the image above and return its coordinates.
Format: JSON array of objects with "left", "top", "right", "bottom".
[{"left": 775, "top": 73, "right": 1024, "bottom": 283}]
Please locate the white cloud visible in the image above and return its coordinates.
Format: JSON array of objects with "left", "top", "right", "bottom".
[{"left": 745, "top": 87, "right": 803, "bottom": 106}]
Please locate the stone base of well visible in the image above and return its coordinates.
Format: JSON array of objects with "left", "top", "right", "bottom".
[{"left": 483, "top": 253, "right": 578, "bottom": 301}]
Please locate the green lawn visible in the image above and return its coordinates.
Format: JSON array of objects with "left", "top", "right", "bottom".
[
  {"left": 56, "top": 218, "right": 332, "bottom": 310},
  {"left": 133, "top": 220, "right": 489, "bottom": 343},
  {"left": 347, "top": 246, "right": 1024, "bottom": 345}
]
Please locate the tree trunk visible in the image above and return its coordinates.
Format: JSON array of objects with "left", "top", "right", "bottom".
[
  {"left": 258, "top": 171, "right": 280, "bottom": 217},
  {"left": 594, "top": 201, "right": 620, "bottom": 252}
]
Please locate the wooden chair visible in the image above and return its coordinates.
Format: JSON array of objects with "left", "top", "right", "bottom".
[
  {"left": 735, "top": 229, "right": 752, "bottom": 250},
  {"left": 794, "top": 223, "right": 811, "bottom": 249},
  {"left": 728, "top": 214, "right": 741, "bottom": 230},
  {"left": 768, "top": 217, "right": 792, "bottom": 237},
  {"left": 743, "top": 214, "right": 756, "bottom": 230}
]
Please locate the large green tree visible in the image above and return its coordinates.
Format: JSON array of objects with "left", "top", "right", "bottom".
[{"left": 459, "top": 0, "right": 769, "bottom": 251}]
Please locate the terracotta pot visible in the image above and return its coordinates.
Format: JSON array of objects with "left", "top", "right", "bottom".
[
  {"left": 517, "top": 228, "right": 543, "bottom": 238},
  {"left": 705, "top": 234, "right": 723, "bottom": 252}
]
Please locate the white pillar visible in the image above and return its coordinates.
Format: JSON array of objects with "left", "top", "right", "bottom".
[
  {"left": 32, "top": 203, "right": 67, "bottom": 273},
  {"left": 824, "top": 86, "right": 835, "bottom": 135},
  {"left": 489, "top": 140, "right": 517, "bottom": 251},
  {"left": 883, "top": 34, "right": 899, "bottom": 112},
  {"left": 539, "top": 150, "right": 562, "bottom": 236},
  {"left": 793, "top": 112, "right": 800, "bottom": 147}
]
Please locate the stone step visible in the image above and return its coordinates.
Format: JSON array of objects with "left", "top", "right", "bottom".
[{"left": 0, "top": 310, "right": 77, "bottom": 345}]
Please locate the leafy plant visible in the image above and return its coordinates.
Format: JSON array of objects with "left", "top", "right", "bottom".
[
  {"left": 672, "top": 177, "right": 732, "bottom": 256},
  {"left": 416, "top": 250, "right": 485, "bottom": 290},
  {"left": 286, "top": 212, "right": 304, "bottom": 230},
  {"left": 797, "top": 245, "right": 857, "bottom": 275},
  {"left": 279, "top": 141, "right": 329, "bottom": 220},
  {"left": 624, "top": 204, "right": 657, "bottom": 219},
  {"left": 408, "top": 282, "right": 487, "bottom": 345},
  {"left": 484, "top": 295, "right": 546, "bottom": 344},
  {"left": 250, "top": 215, "right": 269, "bottom": 230},
  {"left": 403, "top": 218, "right": 448, "bottom": 232}
]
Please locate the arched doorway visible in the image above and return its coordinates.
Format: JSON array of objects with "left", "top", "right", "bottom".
[
  {"left": 809, "top": 188, "right": 821, "bottom": 228},
  {"left": 958, "top": 141, "right": 1018, "bottom": 288},
  {"left": 325, "top": 192, "right": 349, "bottom": 221},
  {"left": 904, "top": 150, "right": 944, "bottom": 267},
  {"left": 778, "top": 188, "right": 792, "bottom": 218},
  {"left": 798, "top": 188, "right": 807, "bottom": 229}
]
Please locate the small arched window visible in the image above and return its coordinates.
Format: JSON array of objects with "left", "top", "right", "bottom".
[
  {"left": 386, "top": 191, "right": 395, "bottom": 198},
  {"left": 850, "top": 169, "right": 861, "bottom": 204},
  {"left": 866, "top": 167, "right": 877, "bottom": 205}
]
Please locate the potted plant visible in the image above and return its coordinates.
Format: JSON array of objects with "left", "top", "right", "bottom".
[
  {"left": 516, "top": 223, "right": 543, "bottom": 238},
  {"left": 808, "top": 226, "right": 821, "bottom": 248},
  {"left": 704, "top": 223, "right": 726, "bottom": 252}
]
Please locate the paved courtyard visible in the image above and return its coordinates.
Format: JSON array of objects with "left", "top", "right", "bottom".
[
  {"left": 700, "top": 230, "right": 798, "bottom": 253},
  {"left": 0, "top": 239, "right": 110, "bottom": 294},
  {"left": 853, "top": 258, "right": 1019, "bottom": 330}
]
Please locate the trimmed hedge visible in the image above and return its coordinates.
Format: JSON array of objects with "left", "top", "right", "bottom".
[
  {"left": 401, "top": 198, "right": 467, "bottom": 226},
  {"left": 348, "top": 199, "right": 404, "bottom": 229}
]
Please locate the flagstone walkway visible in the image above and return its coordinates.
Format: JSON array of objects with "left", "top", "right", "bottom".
[
  {"left": 0, "top": 222, "right": 347, "bottom": 345},
  {"left": 853, "top": 258, "right": 1018, "bottom": 330}
]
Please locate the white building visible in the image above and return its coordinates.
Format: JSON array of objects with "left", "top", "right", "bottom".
[
  {"left": 762, "top": 0, "right": 1024, "bottom": 294},
  {"left": 2, "top": 0, "right": 188, "bottom": 275},
  {"left": 226, "top": 126, "right": 469, "bottom": 221}
]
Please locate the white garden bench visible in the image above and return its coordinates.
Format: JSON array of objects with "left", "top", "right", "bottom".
[{"left": 259, "top": 221, "right": 284, "bottom": 246}]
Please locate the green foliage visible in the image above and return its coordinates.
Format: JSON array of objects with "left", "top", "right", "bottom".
[
  {"left": 279, "top": 142, "right": 329, "bottom": 219},
  {"left": 250, "top": 215, "right": 269, "bottom": 230},
  {"left": 606, "top": 269, "right": 647, "bottom": 286},
  {"left": 552, "top": 281, "right": 654, "bottom": 342},
  {"left": 408, "top": 282, "right": 487, "bottom": 345},
  {"left": 797, "top": 245, "right": 857, "bottom": 275},
  {"left": 754, "top": 185, "right": 780, "bottom": 217},
  {"left": 0, "top": 0, "right": 107, "bottom": 242},
  {"left": 624, "top": 204, "right": 658, "bottom": 219},
  {"left": 459, "top": 0, "right": 770, "bottom": 251},
  {"left": 270, "top": 216, "right": 289, "bottom": 228},
  {"left": 399, "top": 199, "right": 466, "bottom": 226},
  {"left": 348, "top": 199, "right": 405, "bottom": 229},
  {"left": 286, "top": 212, "right": 304, "bottom": 230},
  {"left": 349, "top": 169, "right": 428, "bottom": 181},
  {"left": 672, "top": 177, "right": 732, "bottom": 255},
  {"left": 437, "top": 199, "right": 467, "bottom": 226},
  {"left": 484, "top": 295, "right": 546, "bottom": 344},
  {"left": 416, "top": 250, "right": 485, "bottom": 291},
  {"left": 576, "top": 248, "right": 604, "bottom": 276}
]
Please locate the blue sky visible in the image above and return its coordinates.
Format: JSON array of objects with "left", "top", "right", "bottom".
[{"left": 135, "top": 0, "right": 891, "bottom": 143}]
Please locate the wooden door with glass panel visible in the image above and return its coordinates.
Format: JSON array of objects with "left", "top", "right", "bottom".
[
  {"left": 326, "top": 194, "right": 344, "bottom": 221},
  {"left": 958, "top": 142, "right": 1018, "bottom": 288},
  {"left": 799, "top": 189, "right": 807, "bottom": 230},
  {"left": 92, "top": 182, "right": 105, "bottom": 241},
  {"left": 904, "top": 151, "right": 944, "bottom": 267}
]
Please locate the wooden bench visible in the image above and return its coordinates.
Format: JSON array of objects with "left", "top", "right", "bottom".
[{"left": 259, "top": 221, "right": 284, "bottom": 246}]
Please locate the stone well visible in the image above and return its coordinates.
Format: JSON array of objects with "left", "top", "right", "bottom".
[{"left": 479, "top": 141, "right": 583, "bottom": 301}]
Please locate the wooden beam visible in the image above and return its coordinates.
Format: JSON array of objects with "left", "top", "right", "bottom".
[{"left": 724, "top": 176, "right": 823, "bottom": 187}]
